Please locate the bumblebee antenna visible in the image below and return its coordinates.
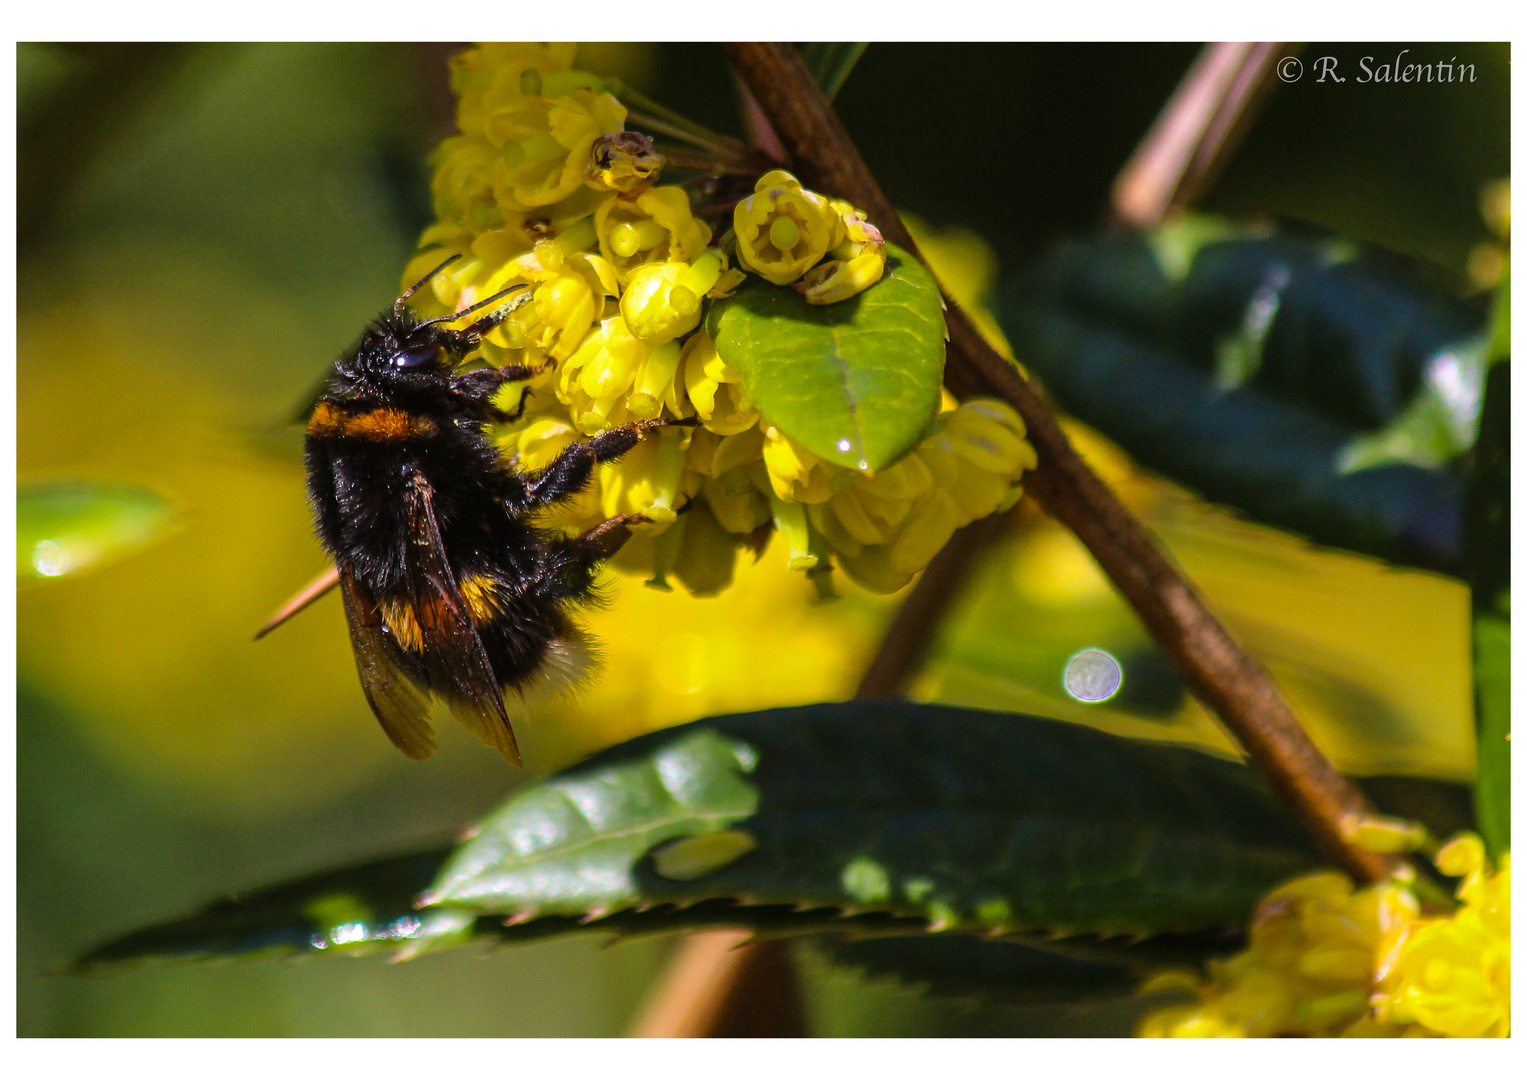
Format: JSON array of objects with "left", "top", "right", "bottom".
[
  {"left": 418, "top": 282, "right": 531, "bottom": 329},
  {"left": 394, "top": 254, "right": 463, "bottom": 315}
]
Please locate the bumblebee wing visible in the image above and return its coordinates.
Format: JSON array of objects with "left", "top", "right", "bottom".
[
  {"left": 403, "top": 471, "right": 522, "bottom": 767},
  {"left": 338, "top": 566, "right": 438, "bottom": 760}
]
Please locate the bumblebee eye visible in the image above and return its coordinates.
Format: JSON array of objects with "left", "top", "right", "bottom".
[{"left": 394, "top": 346, "right": 443, "bottom": 369}]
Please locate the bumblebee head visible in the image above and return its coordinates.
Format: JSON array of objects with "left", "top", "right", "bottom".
[
  {"left": 335, "top": 256, "right": 529, "bottom": 393},
  {"left": 337, "top": 319, "right": 455, "bottom": 391}
]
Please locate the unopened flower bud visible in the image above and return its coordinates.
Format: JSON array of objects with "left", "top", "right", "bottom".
[
  {"left": 596, "top": 185, "right": 712, "bottom": 286},
  {"left": 681, "top": 332, "right": 758, "bottom": 435},
  {"left": 621, "top": 261, "right": 704, "bottom": 344},
  {"left": 796, "top": 249, "right": 886, "bottom": 305}
]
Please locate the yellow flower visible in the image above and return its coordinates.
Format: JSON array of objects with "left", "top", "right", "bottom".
[
  {"left": 1378, "top": 918, "right": 1508, "bottom": 1036},
  {"left": 599, "top": 424, "right": 689, "bottom": 525},
  {"left": 795, "top": 199, "right": 887, "bottom": 305},
  {"left": 450, "top": 43, "right": 577, "bottom": 139},
  {"left": 1372, "top": 844, "right": 1510, "bottom": 1037},
  {"left": 524, "top": 252, "right": 619, "bottom": 360},
  {"left": 680, "top": 331, "right": 758, "bottom": 436},
  {"left": 412, "top": 47, "right": 1034, "bottom": 596},
  {"left": 734, "top": 170, "right": 841, "bottom": 286},
  {"left": 585, "top": 132, "right": 664, "bottom": 196},
  {"left": 466, "top": 189, "right": 608, "bottom": 270},
  {"left": 620, "top": 255, "right": 724, "bottom": 345},
  {"left": 430, "top": 135, "right": 501, "bottom": 229},
  {"left": 595, "top": 185, "right": 712, "bottom": 286},
  {"left": 693, "top": 455, "right": 771, "bottom": 537},
  {"left": 761, "top": 426, "right": 835, "bottom": 504},
  {"left": 811, "top": 399, "right": 1033, "bottom": 593},
  {"left": 1137, "top": 835, "right": 1510, "bottom": 1039},
  {"left": 558, "top": 314, "right": 686, "bottom": 433},
  {"left": 510, "top": 417, "right": 579, "bottom": 473},
  {"left": 488, "top": 88, "right": 628, "bottom": 211},
  {"left": 796, "top": 249, "right": 886, "bottom": 305}
]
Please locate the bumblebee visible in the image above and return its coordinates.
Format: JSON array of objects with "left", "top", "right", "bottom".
[{"left": 265, "top": 256, "right": 687, "bottom": 767}]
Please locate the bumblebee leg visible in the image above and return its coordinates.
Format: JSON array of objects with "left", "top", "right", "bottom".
[
  {"left": 569, "top": 513, "right": 649, "bottom": 561},
  {"left": 452, "top": 362, "right": 552, "bottom": 422},
  {"left": 529, "top": 514, "right": 649, "bottom": 601},
  {"left": 525, "top": 417, "right": 697, "bottom": 507}
]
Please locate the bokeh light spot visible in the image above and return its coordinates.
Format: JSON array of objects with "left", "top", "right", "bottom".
[{"left": 1063, "top": 648, "right": 1123, "bottom": 703}]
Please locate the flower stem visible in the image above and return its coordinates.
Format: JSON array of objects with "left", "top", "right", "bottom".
[
  {"left": 611, "top": 79, "right": 753, "bottom": 156},
  {"left": 1111, "top": 42, "right": 1295, "bottom": 228},
  {"left": 726, "top": 40, "right": 1397, "bottom": 885}
]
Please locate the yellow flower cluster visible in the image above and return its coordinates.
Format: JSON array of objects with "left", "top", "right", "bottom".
[
  {"left": 1139, "top": 835, "right": 1510, "bottom": 1038},
  {"left": 403, "top": 44, "right": 1034, "bottom": 595}
]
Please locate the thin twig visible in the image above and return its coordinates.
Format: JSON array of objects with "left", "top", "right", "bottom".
[
  {"left": 626, "top": 932, "right": 802, "bottom": 1037},
  {"left": 612, "top": 81, "right": 754, "bottom": 155},
  {"left": 627, "top": 929, "right": 752, "bottom": 1037},
  {"left": 733, "top": 74, "right": 788, "bottom": 166},
  {"left": 725, "top": 41, "right": 1395, "bottom": 885},
  {"left": 627, "top": 109, "right": 733, "bottom": 153},
  {"left": 854, "top": 511, "right": 1011, "bottom": 699},
  {"left": 1112, "top": 42, "right": 1294, "bottom": 228}
]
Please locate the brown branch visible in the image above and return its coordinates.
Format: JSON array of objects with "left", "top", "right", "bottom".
[
  {"left": 626, "top": 932, "right": 803, "bottom": 1037},
  {"left": 725, "top": 41, "right": 1394, "bottom": 885},
  {"left": 1111, "top": 42, "right": 1296, "bottom": 228}
]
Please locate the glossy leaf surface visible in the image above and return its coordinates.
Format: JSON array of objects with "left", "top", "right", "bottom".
[
  {"left": 999, "top": 224, "right": 1488, "bottom": 575},
  {"left": 72, "top": 767, "right": 1467, "bottom": 979},
  {"left": 708, "top": 245, "right": 946, "bottom": 472},
  {"left": 432, "top": 704, "right": 1321, "bottom": 935},
  {"left": 75, "top": 703, "right": 1321, "bottom": 975}
]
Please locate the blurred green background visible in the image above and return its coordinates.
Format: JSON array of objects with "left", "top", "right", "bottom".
[{"left": 17, "top": 42, "right": 1506, "bottom": 1036}]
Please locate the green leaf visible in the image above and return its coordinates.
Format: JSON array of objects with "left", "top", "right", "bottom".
[
  {"left": 431, "top": 703, "right": 1320, "bottom": 936},
  {"left": 72, "top": 774, "right": 1472, "bottom": 979},
  {"left": 1467, "top": 360, "right": 1509, "bottom": 858},
  {"left": 17, "top": 482, "right": 173, "bottom": 583},
  {"left": 708, "top": 245, "right": 946, "bottom": 473},
  {"left": 999, "top": 221, "right": 1488, "bottom": 576},
  {"left": 68, "top": 848, "right": 460, "bottom": 973},
  {"left": 425, "top": 726, "right": 761, "bottom": 914},
  {"left": 68, "top": 705, "right": 1325, "bottom": 977},
  {"left": 72, "top": 703, "right": 1324, "bottom": 976},
  {"left": 799, "top": 43, "right": 869, "bottom": 103},
  {"left": 822, "top": 932, "right": 1229, "bottom": 1006}
]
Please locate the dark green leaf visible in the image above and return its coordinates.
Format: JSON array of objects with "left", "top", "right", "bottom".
[
  {"left": 822, "top": 931, "right": 1234, "bottom": 1007},
  {"left": 73, "top": 772, "right": 1470, "bottom": 979},
  {"left": 1467, "top": 360, "right": 1509, "bottom": 858},
  {"left": 708, "top": 245, "right": 946, "bottom": 472},
  {"left": 17, "top": 482, "right": 173, "bottom": 583},
  {"left": 74, "top": 704, "right": 1326, "bottom": 974},
  {"left": 432, "top": 703, "right": 1321, "bottom": 936},
  {"left": 799, "top": 43, "right": 869, "bottom": 103},
  {"left": 70, "top": 848, "right": 456, "bottom": 973},
  {"left": 999, "top": 222, "right": 1489, "bottom": 576}
]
